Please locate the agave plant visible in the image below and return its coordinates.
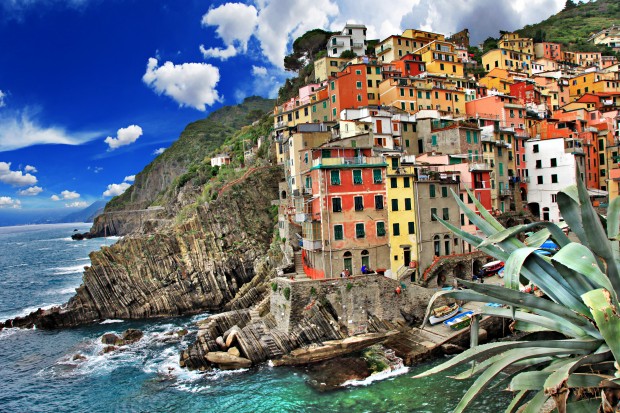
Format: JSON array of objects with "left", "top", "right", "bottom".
[{"left": 414, "top": 170, "right": 620, "bottom": 413}]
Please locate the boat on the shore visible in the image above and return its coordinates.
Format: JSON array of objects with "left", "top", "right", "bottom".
[
  {"left": 481, "top": 260, "right": 504, "bottom": 277},
  {"left": 444, "top": 311, "right": 474, "bottom": 330},
  {"left": 428, "top": 303, "right": 459, "bottom": 325}
]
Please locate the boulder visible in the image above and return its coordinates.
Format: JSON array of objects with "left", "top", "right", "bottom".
[
  {"left": 122, "top": 329, "right": 143, "bottom": 344},
  {"left": 72, "top": 354, "right": 87, "bottom": 361},
  {"left": 215, "top": 336, "right": 227, "bottom": 350},
  {"left": 225, "top": 326, "right": 240, "bottom": 348},
  {"left": 206, "top": 352, "right": 252, "bottom": 370},
  {"left": 176, "top": 328, "right": 189, "bottom": 337},
  {"left": 103, "top": 345, "right": 117, "bottom": 354},
  {"left": 441, "top": 344, "right": 466, "bottom": 355},
  {"left": 102, "top": 333, "right": 122, "bottom": 345},
  {"left": 227, "top": 347, "right": 241, "bottom": 357}
]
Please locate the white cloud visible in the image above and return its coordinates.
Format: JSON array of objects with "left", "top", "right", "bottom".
[
  {"left": 18, "top": 186, "right": 42, "bottom": 196},
  {"left": 104, "top": 124, "right": 143, "bottom": 150},
  {"left": 142, "top": 58, "right": 221, "bottom": 111},
  {"left": 124, "top": 175, "right": 135, "bottom": 182},
  {"left": 103, "top": 182, "right": 131, "bottom": 197},
  {"left": 0, "top": 90, "right": 6, "bottom": 108},
  {"left": 252, "top": 65, "right": 268, "bottom": 76},
  {"left": 65, "top": 201, "right": 88, "bottom": 208},
  {"left": 24, "top": 165, "right": 37, "bottom": 173},
  {"left": 199, "top": 44, "right": 238, "bottom": 60},
  {"left": 0, "top": 161, "right": 37, "bottom": 186},
  {"left": 0, "top": 196, "right": 20, "bottom": 208},
  {"left": 88, "top": 166, "right": 103, "bottom": 173},
  {"left": 153, "top": 147, "right": 166, "bottom": 155},
  {"left": 51, "top": 190, "right": 80, "bottom": 201},
  {"left": 0, "top": 110, "right": 100, "bottom": 152},
  {"left": 201, "top": 3, "right": 258, "bottom": 52}
]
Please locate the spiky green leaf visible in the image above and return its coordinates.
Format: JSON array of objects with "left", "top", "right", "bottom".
[{"left": 582, "top": 289, "right": 620, "bottom": 365}]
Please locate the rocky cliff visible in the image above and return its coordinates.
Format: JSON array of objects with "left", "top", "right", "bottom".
[{"left": 1, "top": 166, "right": 283, "bottom": 330}]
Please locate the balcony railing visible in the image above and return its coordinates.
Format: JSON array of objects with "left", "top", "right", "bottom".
[
  {"left": 312, "top": 156, "right": 386, "bottom": 168},
  {"left": 500, "top": 188, "right": 512, "bottom": 197},
  {"left": 469, "top": 162, "right": 492, "bottom": 172}
]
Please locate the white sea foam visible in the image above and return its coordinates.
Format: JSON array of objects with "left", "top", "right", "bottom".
[
  {"left": 75, "top": 257, "right": 91, "bottom": 262},
  {"left": 99, "top": 319, "right": 124, "bottom": 324},
  {"left": 50, "top": 264, "right": 87, "bottom": 275},
  {"left": 42, "top": 287, "right": 77, "bottom": 296},
  {"left": 342, "top": 365, "right": 410, "bottom": 387},
  {"left": 3, "top": 304, "right": 59, "bottom": 320},
  {"left": 0, "top": 327, "right": 32, "bottom": 340},
  {"left": 4, "top": 263, "right": 27, "bottom": 269}
]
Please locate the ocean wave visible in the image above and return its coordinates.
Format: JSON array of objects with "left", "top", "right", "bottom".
[
  {"left": 100, "top": 319, "right": 124, "bottom": 324},
  {"left": 49, "top": 264, "right": 87, "bottom": 275},
  {"left": 75, "top": 257, "right": 91, "bottom": 262},
  {"left": 0, "top": 327, "right": 33, "bottom": 341},
  {"left": 2, "top": 304, "right": 59, "bottom": 321},
  {"left": 341, "top": 365, "right": 410, "bottom": 387},
  {"left": 3, "top": 263, "right": 28, "bottom": 269},
  {"left": 43, "top": 287, "right": 77, "bottom": 296}
]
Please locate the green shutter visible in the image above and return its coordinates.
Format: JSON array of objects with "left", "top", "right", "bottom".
[
  {"left": 473, "top": 131, "right": 478, "bottom": 143},
  {"left": 377, "top": 222, "right": 385, "bottom": 236},
  {"left": 431, "top": 135, "right": 437, "bottom": 146},
  {"left": 443, "top": 207, "right": 449, "bottom": 220},
  {"left": 334, "top": 225, "right": 343, "bottom": 240},
  {"left": 330, "top": 170, "right": 340, "bottom": 185},
  {"left": 466, "top": 130, "right": 471, "bottom": 143},
  {"left": 373, "top": 169, "right": 382, "bottom": 183},
  {"left": 429, "top": 184, "right": 436, "bottom": 197},
  {"left": 356, "top": 223, "right": 365, "bottom": 238},
  {"left": 441, "top": 186, "right": 448, "bottom": 197},
  {"left": 499, "top": 162, "right": 504, "bottom": 176},
  {"left": 353, "top": 170, "right": 363, "bottom": 184}
]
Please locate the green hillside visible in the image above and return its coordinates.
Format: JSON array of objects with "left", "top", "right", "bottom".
[{"left": 517, "top": 0, "right": 619, "bottom": 52}]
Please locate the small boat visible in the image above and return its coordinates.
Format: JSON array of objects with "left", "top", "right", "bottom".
[
  {"left": 444, "top": 311, "right": 474, "bottom": 330},
  {"left": 428, "top": 303, "right": 459, "bottom": 325},
  {"left": 481, "top": 260, "right": 504, "bottom": 277},
  {"left": 498, "top": 268, "right": 505, "bottom": 278}
]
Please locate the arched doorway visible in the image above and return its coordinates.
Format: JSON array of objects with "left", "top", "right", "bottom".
[
  {"left": 528, "top": 202, "right": 540, "bottom": 219},
  {"left": 281, "top": 190, "right": 287, "bottom": 200},
  {"left": 361, "top": 249, "right": 369, "bottom": 273},
  {"left": 506, "top": 218, "right": 516, "bottom": 227},
  {"left": 454, "top": 263, "right": 467, "bottom": 279},
  {"left": 444, "top": 235, "right": 451, "bottom": 255},
  {"left": 343, "top": 251, "right": 353, "bottom": 275},
  {"left": 473, "top": 259, "right": 483, "bottom": 277},
  {"left": 433, "top": 235, "right": 440, "bottom": 257},
  {"left": 437, "top": 269, "right": 448, "bottom": 287},
  {"left": 542, "top": 207, "right": 550, "bottom": 221},
  {"left": 520, "top": 187, "right": 527, "bottom": 202}
]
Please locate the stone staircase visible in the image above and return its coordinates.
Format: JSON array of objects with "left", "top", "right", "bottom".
[{"left": 293, "top": 251, "right": 308, "bottom": 279}]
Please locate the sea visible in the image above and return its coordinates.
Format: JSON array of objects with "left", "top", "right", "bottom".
[{"left": 0, "top": 223, "right": 512, "bottom": 412}]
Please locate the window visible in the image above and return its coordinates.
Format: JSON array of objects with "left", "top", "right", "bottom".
[
  {"left": 355, "top": 223, "right": 365, "bottom": 238},
  {"left": 551, "top": 194, "right": 557, "bottom": 203},
  {"left": 334, "top": 225, "right": 344, "bottom": 240},
  {"left": 551, "top": 174, "right": 558, "bottom": 183},
  {"left": 460, "top": 213, "right": 465, "bottom": 226},
  {"left": 431, "top": 207, "right": 437, "bottom": 221},
  {"left": 499, "top": 163, "right": 504, "bottom": 177},
  {"left": 466, "top": 130, "right": 471, "bottom": 143},
  {"left": 444, "top": 235, "right": 451, "bottom": 255},
  {"left": 403, "top": 177, "right": 410, "bottom": 188},
  {"left": 331, "top": 95, "right": 336, "bottom": 103},
  {"left": 330, "top": 170, "right": 341, "bottom": 185},
  {"left": 332, "top": 197, "right": 342, "bottom": 212},
  {"left": 431, "top": 135, "right": 437, "bottom": 146},
  {"left": 354, "top": 196, "right": 364, "bottom": 211},
  {"left": 353, "top": 170, "right": 363, "bottom": 185},
  {"left": 356, "top": 81, "right": 362, "bottom": 89},
  {"left": 391, "top": 158, "right": 399, "bottom": 169},
  {"left": 429, "top": 184, "right": 436, "bottom": 197},
  {"left": 537, "top": 176, "right": 544, "bottom": 184},
  {"left": 443, "top": 207, "right": 449, "bottom": 220},
  {"left": 392, "top": 223, "right": 400, "bottom": 236},
  {"left": 375, "top": 195, "right": 384, "bottom": 210},
  {"left": 533, "top": 144, "right": 539, "bottom": 153},
  {"left": 377, "top": 222, "right": 386, "bottom": 237},
  {"left": 355, "top": 70, "right": 362, "bottom": 75},
  {"left": 408, "top": 221, "right": 415, "bottom": 234},
  {"left": 441, "top": 186, "right": 448, "bottom": 197},
  {"left": 405, "top": 198, "right": 412, "bottom": 210},
  {"left": 535, "top": 159, "right": 542, "bottom": 168},
  {"left": 391, "top": 199, "right": 399, "bottom": 211},
  {"left": 434, "top": 235, "right": 440, "bottom": 256},
  {"left": 390, "top": 177, "right": 398, "bottom": 188},
  {"left": 373, "top": 169, "right": 382, "bottom": 183}
]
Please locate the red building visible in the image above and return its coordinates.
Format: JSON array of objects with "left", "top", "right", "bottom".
[
  {"left": 299, "top": 146, "right": 390, "bottom": 278},
  {"left": 382, "top": 53, "right": 426, "bottom": 79},
  {"left": 328, "top": 63, "right": 370, "bottom": 121},
  {"left": 510, "top": 81, "right": 542, "bottom": 105}
]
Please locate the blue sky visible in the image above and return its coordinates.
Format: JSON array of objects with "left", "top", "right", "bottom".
[{"left": 0, "top": 0, "right": 564, "bottom": 224}]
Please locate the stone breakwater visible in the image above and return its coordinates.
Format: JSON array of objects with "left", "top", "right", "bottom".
[{"left": 1, "top": 167, "right": 283, "bottom": 330}]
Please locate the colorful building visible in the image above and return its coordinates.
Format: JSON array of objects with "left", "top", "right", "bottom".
[{"left": 326, "top": 24, "right": 367, "bottom": 58}]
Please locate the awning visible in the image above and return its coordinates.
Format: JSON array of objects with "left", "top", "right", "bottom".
[{"left": 587, "top": 188, "right": 608, "bottom": 197}]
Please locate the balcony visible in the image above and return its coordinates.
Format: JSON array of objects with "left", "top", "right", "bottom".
[
  {"left": 469, "top": 162, "right": 493, "bottom": 172},
  {"left": 275, "top": 120, "right": 287, "bottom": 129},
  {"left": 500, "top": 188, "right": 512, "bottom": 197},
  {"left": 302, "top": 239, "right": 323, "bottom": 251},
  {"left": 312, "top": 156, "right": 386, "bottom": 168},
  {"left": 295, "top": 213, "right": 312, "bottom": 223}
]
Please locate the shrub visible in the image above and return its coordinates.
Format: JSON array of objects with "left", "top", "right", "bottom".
[
  {"left": 271, "top": 282, "right": 278, "bottom": 292},
  {"left": 283, "top": 287, "right": 291, "bottom": 300}
]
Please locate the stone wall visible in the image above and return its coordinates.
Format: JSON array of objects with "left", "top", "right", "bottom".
[{"left": 271, "top": 275, "right": 438, "bottom": 335}]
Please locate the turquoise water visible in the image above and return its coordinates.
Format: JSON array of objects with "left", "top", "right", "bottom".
[{"left": 0, "top": 224, "right": 512, "bottom": 412}]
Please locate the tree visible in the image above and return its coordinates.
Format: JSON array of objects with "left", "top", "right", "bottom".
[
  {"left": 283, "top": 28, "right": 335, "bottom": 73},
  {"left": 563, "top": 0, "right": 577, "bottom": 11},
  {"left": 415, "top": 170, "right": 620, "bottom": 412},
  {"left": 339, "top": 50, "right": 357, "bottom": 59}
]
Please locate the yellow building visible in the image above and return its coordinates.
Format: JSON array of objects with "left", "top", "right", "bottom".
[
  {"left": 498, "top": 33, "right": 534, "bottom": 55},
  {"left": 478, "top": 68, "right": 515, "bottom": 94},
  {"left": 375, "top": 29, "right": 445, "bottom": 64},
  {"left": 568, "top": 71, "right": 620, "bottom": 100},
  {"left": 378, "top": 75, "right": 466, "bottom": 115},
  {"left": 314, "top": 56, "right": 348, "bottom": 82},
  {"left": 482, "top": 48, "right": 534, "bottom": 74},
  {"left": 415, "top": 40, "right": 464, "bottom": 77}
]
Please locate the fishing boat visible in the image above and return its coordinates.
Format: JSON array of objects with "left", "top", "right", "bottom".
[
  {"left": 481, "top": 260, "right": 504, "bottom": 277},
  {"left": 444, "top": 311, "right": 474, "bottom": 330},
  {"left": 428, "top": 303, "right": 459, "bottom": 325}
]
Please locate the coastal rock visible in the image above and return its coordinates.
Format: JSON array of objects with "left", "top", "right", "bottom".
[
  {"left": 2, "top": 167, "right": 283, "bottom": 330},
  {"left": 205, "top": 352, "right": 252, "bottom": 370},
  {"left": 176, "top": 328, "right": 188, "bottom": 337},
  {"left": 216, "top": 336, "right": 227, "bottom": 350},
  {"left": 305, "top": 357, "right": 371, "bottom": 391},
  {"left": 122, "top": 329, "right": 143, "bottom": 344},
  {"left": 72, "top": 354, "right": 87, "bottom": 361},
  {"left": 103, "top": 346, "right": 117, "bottom": 354},
  {"left": 102, "top": 333, "right": 122, "bottom": 345},
  {"left": 227, "top": 347, "right": 241, "bottom": 357},
  {"left": 441, "top": 344, "right": 466, "bottom": 355}
]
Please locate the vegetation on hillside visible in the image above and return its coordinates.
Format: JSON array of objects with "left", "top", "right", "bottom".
[
  {"left": 517, "top": 0, "right": 619, "bottom": 56},
  {"left": 105, "top": 96, "right": 274, "bottom": 212},
  {"left": 417, "top": 171, "right": 620, "bottom": 412}
]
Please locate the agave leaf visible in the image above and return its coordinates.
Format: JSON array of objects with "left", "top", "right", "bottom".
[
  {"left": 607, "top": 196, "right": 620, "bottom": 241},
  {"left": 563, "top": 399, "right": 603, "bottom": 413},
  {"left": 503, "top": 247, "right": 538, "bottom": 290},
  {"left": 511, "top": 321, "right": 552, "bottom": 333},
  {"left": 509, "top": 371, "right": 552, "bottom": 391},
  {"left": 452, "top": 347, "right": 590, "bottom": 413},
  {"left": 557, "top": 187, "right": 586, "bottom": 245},
  {"left": 525, "top": 228, "right": 552, "bottom": 248},
  {"left": 504, "top": 390, "right": 530, "bottom": 413},
  {"left": 451, "top": 353, "right": 505, "bottom": 380},
  {"left": 460, "top": 280, "right": 597, "bottom": 334},
  {"left": 451, "top": 188, "right": 503, "bottom": 237},
  {"left": 567, "top": 373, "right": 619, "bottom": 389},
  {"left": 574, "top": 360, "right": 617, "bottom": 374},
  {"left": 434, "top": 215, "right": 509, "bottom": 262},
  {"left": 522, "top": 390, "right": 550, "bottom": 413},
  {"left": 462, "top": 186, "right": 505, "bottom": 232},
  {"left": 543, "top": 350, "right": 612, "bottom": 397},
  {"left": 582, "top": 289, "right": 620, "bottom": 365},
  {"left": 552, "top": 243, "right": 615, "bottom": 296},
  {"left": 553, "top": 260, "right": 598, "bottom": 298},
  {"left": 411, "top": 339, "right": 601, "bottom": 379}
]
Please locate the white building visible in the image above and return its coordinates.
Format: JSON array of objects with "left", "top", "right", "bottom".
[
  {"left": 210, "top": 154, "right": 231, "bottom": 167},
  {"left": 326, "top": 24, "right": 367, "bottom": 58},
  {"left": 524, "top": 138, "right": 586, "bottom": 222},
  {"left": 340, "top": 107, "right": 416, "bottom": 150}
]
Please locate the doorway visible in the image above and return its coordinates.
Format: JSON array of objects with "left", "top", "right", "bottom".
[
  {"left": 403, "top": 248, "right": 411, "bottom": 267},
  {"left": 343, "top": 251, "right": 353, "bottom": 274}
]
